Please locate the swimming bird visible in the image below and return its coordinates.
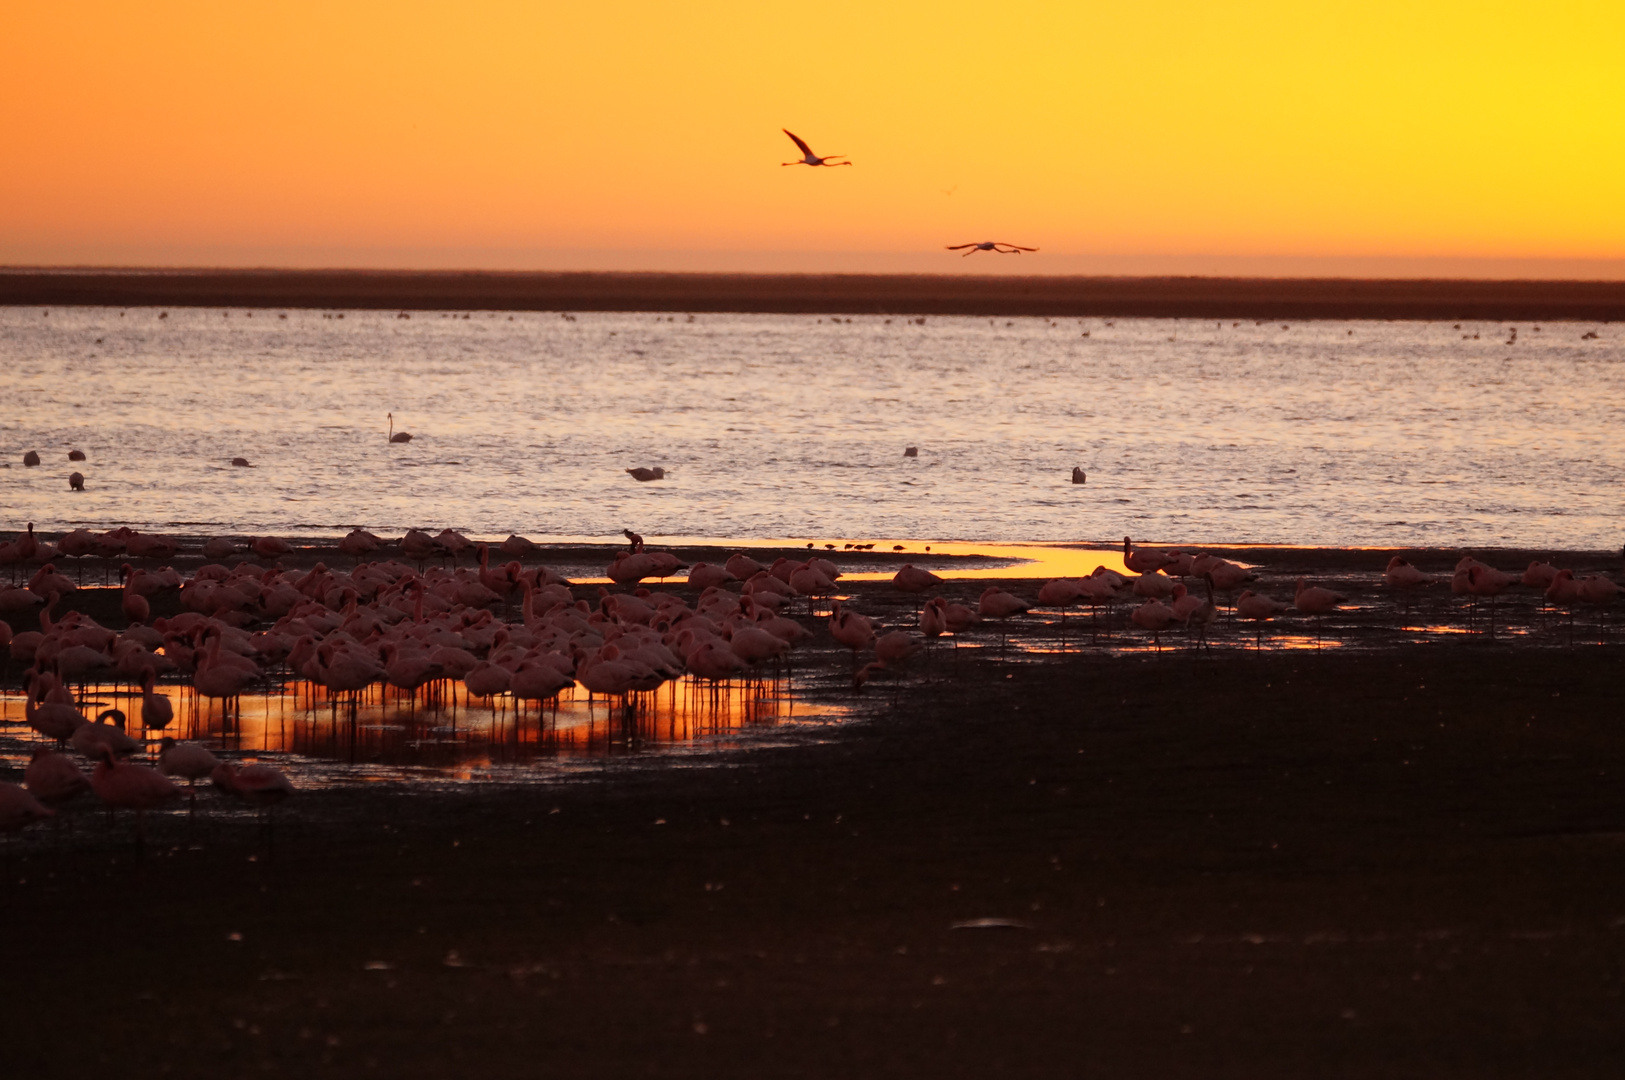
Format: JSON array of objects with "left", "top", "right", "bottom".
[
  {"left": 231, "top": 457, "right": 253, "bottom": 467},
  {"left": 68, "top": 472, "right": 84, "bottom": 491},
  {"left": 946, "top": 242, "right": 1038, "bottom": 256},
  {"left": 1071, "top": 467, "right": 1086, "bottom": 484},
  {"left": 388, "top": 412, "right": 412, "bottom": 443},
  {"left": 781, "top": 129, "right": 850, "bottom": 167},
  {"left": 625, "top": 467, "right": 666, "bottom": 482},
  {"left": 22, "top": 451, "right": 40, "bottom": 467},
  {"left": 68, "top": 449, "right": 86, "bottom": 461}
]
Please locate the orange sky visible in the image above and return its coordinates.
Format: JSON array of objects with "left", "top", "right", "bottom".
[{"left": 4, "top": 2, "right": 1623, "bottom": 275}]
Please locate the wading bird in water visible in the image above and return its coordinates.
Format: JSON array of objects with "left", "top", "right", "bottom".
[
  {"left": 946, "top": 242, "right": 1038, "bottom": 256},
  {"left": 781, "top": 129, "right": 850, "bottom": 167}
]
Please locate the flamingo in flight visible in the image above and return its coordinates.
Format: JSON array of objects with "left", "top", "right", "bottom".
[
  {"left": 946, "top": 242, "right": 1039, "bottom": 257},
  {"left": 781, "top": 129, "right": 850, "bottom": 167}
]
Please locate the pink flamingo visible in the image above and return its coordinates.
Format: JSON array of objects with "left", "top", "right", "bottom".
[
  {"left": 829, "top": 601, "right": 876, "bottom": 664},
  {"left": 892, "top": 564, "right": 943, "bottom": 594},
  {"left": 920, "top": 597, "right": 948, "bottom": 639},
  {"left": 1122, "top": 536, "right": 1170, "bottom": 575},
  {"left": 1236, "top": 590, "right": 1288, "bottom": 650},
  {"left": 25, "top": 748, "right": 90, "bottom": 807},
  {"left": 0, "top": 783, "right": 54, "bottom": 833},
  {"left": 1130, "top": 598, "right": 1177, "bottom": 651},
  {"left": 1294, "top": 578, "right": 1348, "bottom": 647},
  {"left": 89, "top": 744, "right": 179, "bottom": 849}
]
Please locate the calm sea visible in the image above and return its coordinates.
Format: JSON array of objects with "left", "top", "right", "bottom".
[{"left": 1, "top": 306, "right": 1619, "bottom": 550}]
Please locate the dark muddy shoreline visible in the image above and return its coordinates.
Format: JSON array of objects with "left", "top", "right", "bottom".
[{"left": 3, "top": 541, "right": 1624, "bottom": 1077}]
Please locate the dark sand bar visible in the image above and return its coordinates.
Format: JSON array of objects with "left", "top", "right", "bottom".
[{"left": 5, "top": 268, "right": 1625, "bottom": 320}]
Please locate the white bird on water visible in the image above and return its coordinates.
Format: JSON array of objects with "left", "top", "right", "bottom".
[
  {"left": 946, "top": 242, "right": 1039, "bottom": 257},
  {"left": 781, "top": 129, "right": 851, "bottom": 167}
]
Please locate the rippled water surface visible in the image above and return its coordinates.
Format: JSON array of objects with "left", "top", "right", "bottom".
[{"left": 2, "top": 306, "right": 1620, "bottom": 548}]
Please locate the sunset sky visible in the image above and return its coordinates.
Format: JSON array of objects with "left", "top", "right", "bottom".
[{"left": 4, "top": 2, "right": 1623, "bottom": 275}]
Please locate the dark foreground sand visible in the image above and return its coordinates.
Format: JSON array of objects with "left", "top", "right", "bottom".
[
  {"left": 5, "top": 269, "right": 1625, "bottom": 320},
  {"left": 4, "top": 545, "right": 1624, "bottom": 1078}
]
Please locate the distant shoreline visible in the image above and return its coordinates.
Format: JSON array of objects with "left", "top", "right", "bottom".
[{"left": 3, "top": 268, "right": 1624, "bottom": 320}]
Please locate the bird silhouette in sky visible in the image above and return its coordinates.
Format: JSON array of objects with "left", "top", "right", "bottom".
[
  {"left": 781, "top": 129, "right": 851, "bottom": 167},
  {"left": 946, "top": 242, "right": 1039, "bottom": 257}
]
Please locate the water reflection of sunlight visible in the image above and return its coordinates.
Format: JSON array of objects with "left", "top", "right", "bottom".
[
  {"left": 0, "top": 675, "right": 849, "bottom": 786},
  {"left": 560, "top": 538, "right": 1133, "bottom": 585}
]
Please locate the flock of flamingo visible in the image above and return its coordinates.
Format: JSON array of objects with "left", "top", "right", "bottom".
[{"left": 1, "top": 522, "right": 1620, "bottom": 842}]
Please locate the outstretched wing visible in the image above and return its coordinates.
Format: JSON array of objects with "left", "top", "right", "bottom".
[
  {"left": 945, "top": 243, "right": 978, "bottom": 250},
  {"left": 782, "top": 129, "right": 813, "bottom": 156},
  {"left": 996, "top": 243, "right": 1039, "bottom": 252}
]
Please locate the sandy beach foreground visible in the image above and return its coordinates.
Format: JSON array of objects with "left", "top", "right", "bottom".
[{"left": 3, "top": 540, "right": 1623, "bottom": 1077}]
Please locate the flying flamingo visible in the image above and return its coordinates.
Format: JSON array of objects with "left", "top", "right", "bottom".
[
  {"left": 781, "top": 129, "right": 850, "bottom": 167},
  {"left": 946, "top": 242, "right": 1038, "bottom": 257}
]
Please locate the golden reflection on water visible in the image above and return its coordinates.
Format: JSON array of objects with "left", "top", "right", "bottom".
[
  {"left": 0, "top": 675, "right": 846, "bottom": 785},
  {"left": 564, "top": 539, "right": 1132, "bottom": 585}
]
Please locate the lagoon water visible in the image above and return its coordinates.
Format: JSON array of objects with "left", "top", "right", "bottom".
[{"left": 1, "top": 306, "right": 1620, "bottom": 549}]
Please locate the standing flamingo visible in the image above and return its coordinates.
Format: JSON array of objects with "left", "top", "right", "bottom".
[
  {"left": 0, "top": 783, "right": 54, "bottom": 833},
  {"left": 1236, "top": 590, "right": 1288, "bottom": 650},
  {"left": 88, "top": 744, "right": 179, "bottom": 850},
  {"left": 1294, "top": 578, "right": 1348, "bottom": 647}
]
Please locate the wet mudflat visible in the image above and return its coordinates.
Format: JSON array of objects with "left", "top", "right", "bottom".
[{"left": 5, "top": 627, "right": 1624, "bottom": 1078}]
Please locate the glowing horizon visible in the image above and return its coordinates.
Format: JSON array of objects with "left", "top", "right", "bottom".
[{"left": 4, "top": 2, "right": 1622, "bottom": 275}]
